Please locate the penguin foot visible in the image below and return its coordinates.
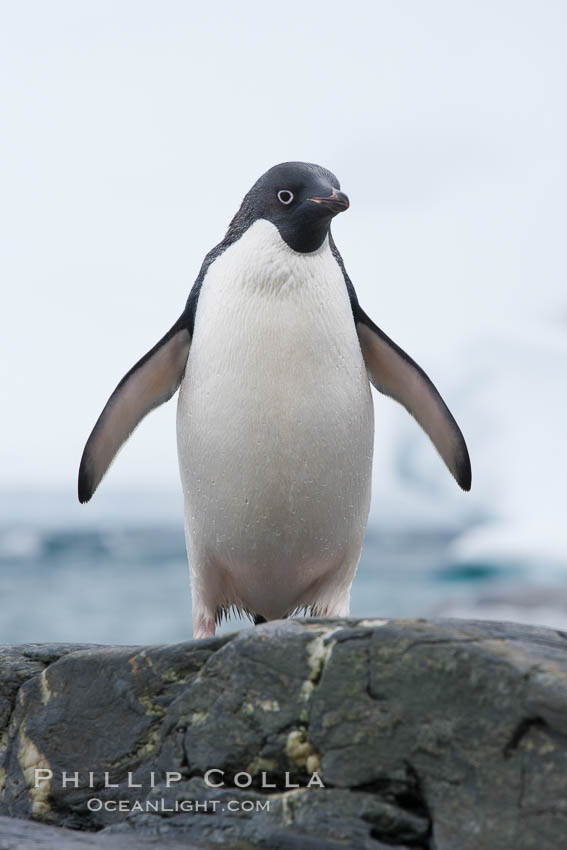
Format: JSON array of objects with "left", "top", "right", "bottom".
[{"left": 193, "top": 615, "right": 216, "bottom": 639}]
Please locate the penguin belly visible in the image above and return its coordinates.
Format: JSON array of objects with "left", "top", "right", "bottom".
[{"left": 177, "top": 220, "right": 374, "bottom": 625}]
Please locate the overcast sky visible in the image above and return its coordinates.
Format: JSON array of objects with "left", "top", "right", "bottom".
[{"left": 1, "top": 2, "right": 565, "bottom": 512}]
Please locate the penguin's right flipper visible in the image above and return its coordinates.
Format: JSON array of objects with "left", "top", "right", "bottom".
[{"left": 78, "top": 320, "right": 191, "bottom": 503}]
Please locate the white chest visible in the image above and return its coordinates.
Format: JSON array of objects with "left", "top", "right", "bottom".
[
  {"left": 181, "top": 220, "right": 367, "bottom": 409},
  {"left": 176, "top": 220, "right": 373, "bottom": 609}
]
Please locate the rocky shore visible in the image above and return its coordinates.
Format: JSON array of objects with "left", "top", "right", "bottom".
[{"left": 1, "top": 617, "right": 567, "bottom": 849}]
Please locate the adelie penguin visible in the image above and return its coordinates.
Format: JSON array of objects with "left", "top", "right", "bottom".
[{"left": 78, "top": 161, "right": 471, "bottom": 638}]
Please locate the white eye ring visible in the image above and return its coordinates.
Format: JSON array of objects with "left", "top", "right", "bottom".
[{"left": 277, "top": 189, "right": 294, "bottom": 205}]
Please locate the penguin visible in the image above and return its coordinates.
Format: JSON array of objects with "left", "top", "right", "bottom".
[{"left": 78, "top": 161, "right": 471, "bottom": 638}]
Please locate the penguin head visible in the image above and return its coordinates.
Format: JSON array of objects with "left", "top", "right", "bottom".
[{"left": 229, "top": 162, "right": 349, "bottom": 253}]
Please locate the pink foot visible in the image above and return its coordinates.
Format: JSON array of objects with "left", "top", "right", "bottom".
[{"left": 193, "top": 614, "right": 216, "bottom": 639}]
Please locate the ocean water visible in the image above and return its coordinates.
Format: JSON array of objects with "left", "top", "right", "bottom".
[{"left": 1, "top": 488, "right": 566, "bottom": 646}]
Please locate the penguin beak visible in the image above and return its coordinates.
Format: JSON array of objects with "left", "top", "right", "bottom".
[{"left": 307, "top": 189, "right": 350, "bottom": 214}]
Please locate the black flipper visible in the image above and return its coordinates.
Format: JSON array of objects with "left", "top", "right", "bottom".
[
  {"left": 356, "top": 308, "right": 471, "bottom": 490},
  {"left": 328, "top": 233, "right": 471, "bottom": 491},
  {"left": 78, "top": 318, "right": 191, "bottom": 503},
  {"left": 77, "top": 216, "right": 251, "bottom": 506}
]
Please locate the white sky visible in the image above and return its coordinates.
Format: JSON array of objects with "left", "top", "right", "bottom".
[{"left": 1, "top": 1, "right": 566, "bottom": 508}]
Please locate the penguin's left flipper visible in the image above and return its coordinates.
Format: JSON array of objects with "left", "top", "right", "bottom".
[
  {"left": 78, "top": 319, "right": 191, "bottom": 503},
  {"left": 355, "top": 306, "right": 471, "bottom": 491}
]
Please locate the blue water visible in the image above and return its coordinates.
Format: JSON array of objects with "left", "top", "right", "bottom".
[{"left": 0, "top": 488, "right": 541, "bottom": 644}]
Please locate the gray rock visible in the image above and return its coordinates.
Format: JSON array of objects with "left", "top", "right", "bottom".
[
  {"left": 1, "top": 618, "right": 567, "bottom": 849},
  {"left": 0, "top": 815, "right": 221, "bottom": 849}
]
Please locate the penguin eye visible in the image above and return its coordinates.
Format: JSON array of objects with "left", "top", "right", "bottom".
[{"left": 277, "top": 189, "right": 294, "bottom": 206}]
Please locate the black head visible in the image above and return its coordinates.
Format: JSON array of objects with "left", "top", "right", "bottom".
[{"left": 227, "top": 162, "right": 349, "bottom": 253}]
